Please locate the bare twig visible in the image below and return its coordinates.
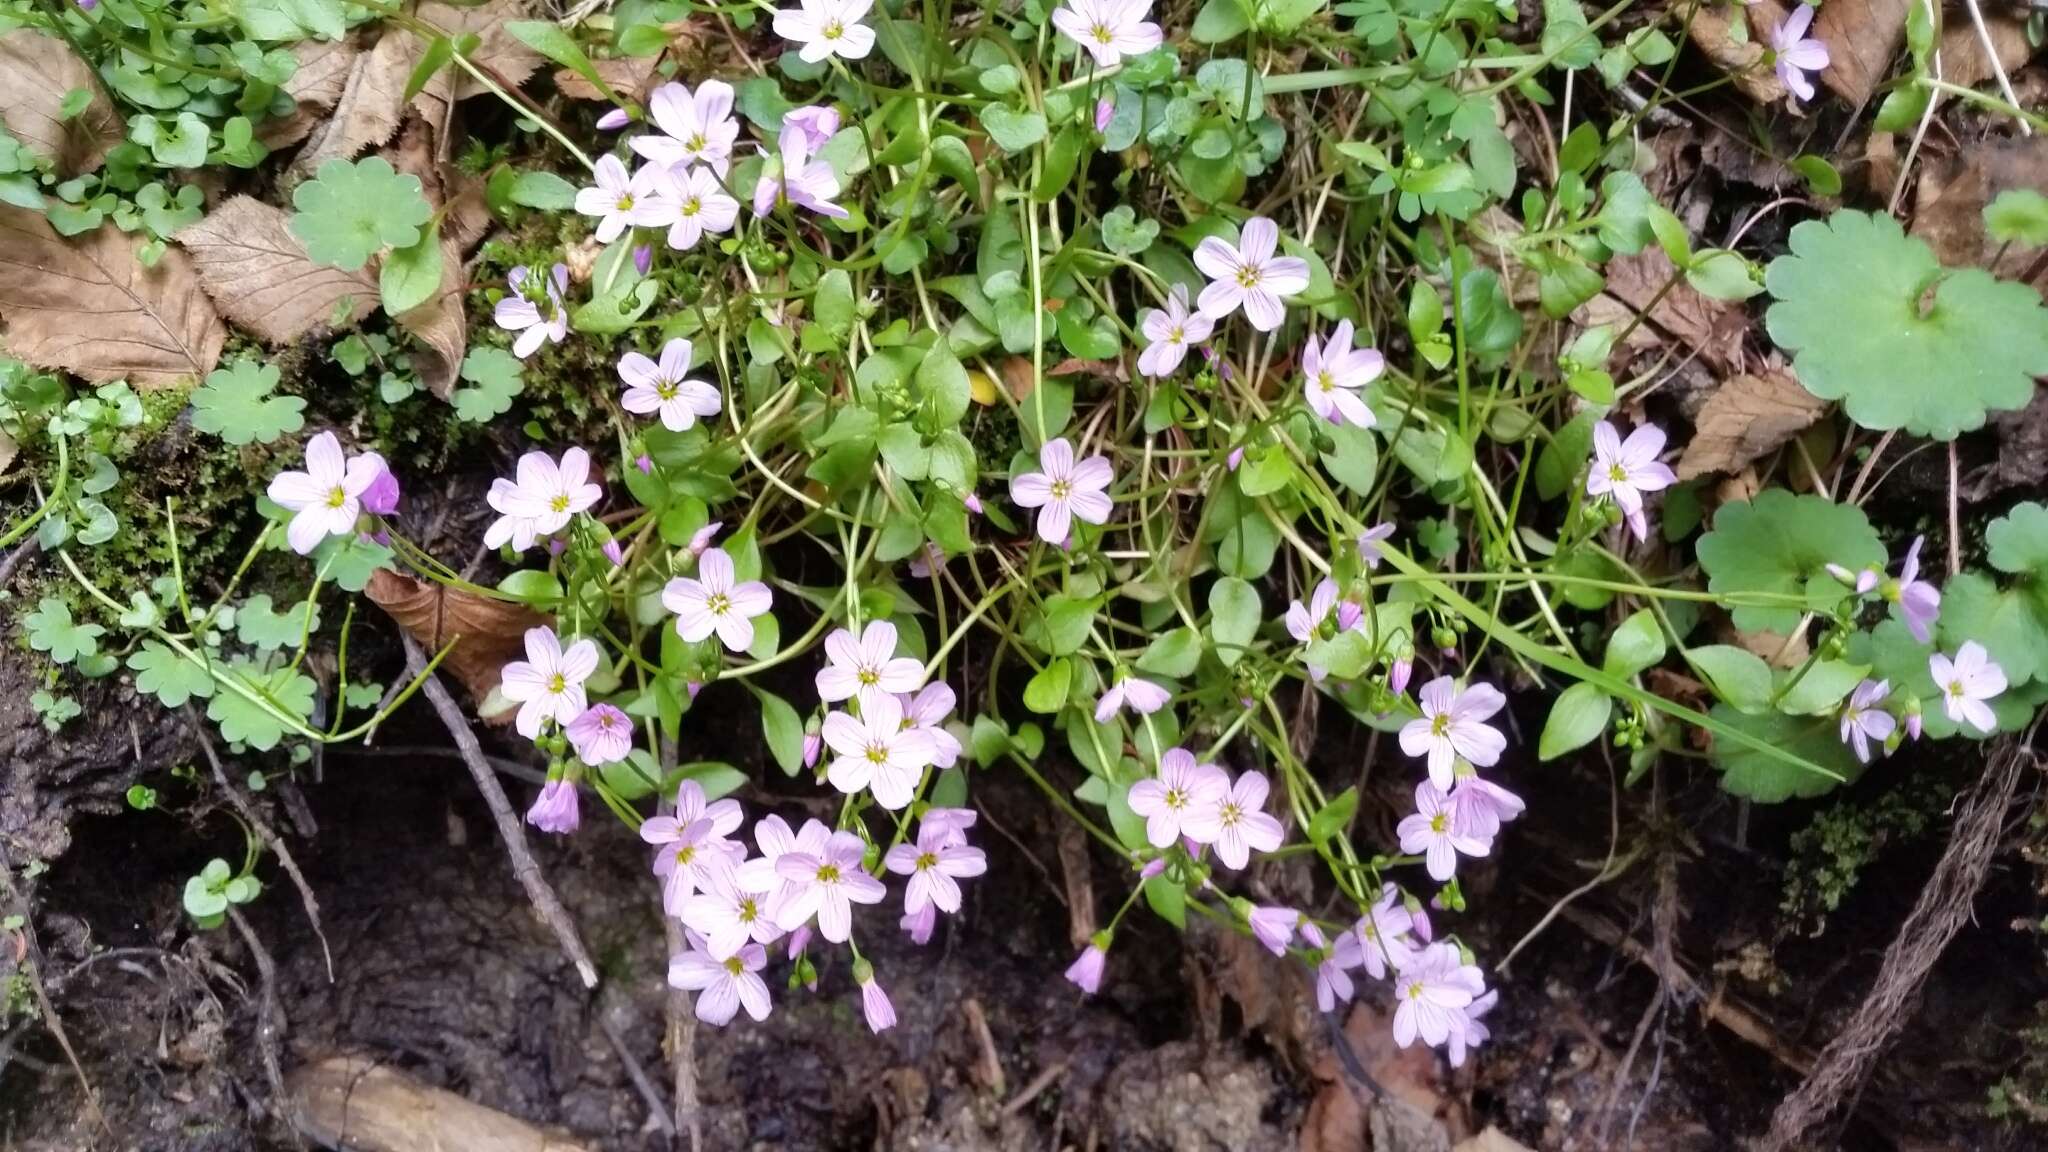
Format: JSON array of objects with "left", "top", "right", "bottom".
[
  {"left": 656, "top": 736, "right": 704, "bottom": 1152},
  {"left": 597, "top": 997, "right": 676, "bottom": 1138},
  {"left": 0, "top": 846, "right": 109, "bottom": 1135},
  {"left": 225, "top": 906, "right": 293, "bottom": 1132},
  {"left": 184, "top": 706, "right": 334, "bottom": 982},
  {"left": 1960, "top": 0, "right": 2031, "bottom": 136},
  {"left": 0, "top": 536, "right": 40, "bottom": 589},
  {"left": 1001, "top": 1060, "right": 1069, "bottom": 1117},
  {"left": 401, "top": 635, "right": 599, "bottom": 988}
]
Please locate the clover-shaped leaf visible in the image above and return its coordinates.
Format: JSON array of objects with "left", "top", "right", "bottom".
[
  {"left": 205, "top": 661, "right": 316, "bottom": 750},
  {"left": 1764, "top": 209, "right": 2048, "bottom": 439},
  {"left": 25, "top": 597, "right": 104, "bottom": 665},
  {"left": 237, "top": 594, "right": 316, "bottom": 651},
  {"left": 129, "top": 641, "right": 217, "bottom": 708},
  {"left": 1985, "top": 189, "right": 2048, "bottom": 249},
  {"left": 190, "top": 357, "right": 305, "bottom": 446},
  {"left": 1986, "top": 500, "right": 2048, "bottom": 577},
  {"left": 452, "top": 346, "right": 525, "bottom": 423},
  {"left": 1695, "top": 490, "right": 1884, "bottom": 635},
  {"left": 1100, "top": 206, "right": 1159, "bottom": 256},
  {"left": 310, "top": 533, "right": 394, "bottom": 593},
  {"left": 288, "top": 156, "right": 433, "bottom": 272}
]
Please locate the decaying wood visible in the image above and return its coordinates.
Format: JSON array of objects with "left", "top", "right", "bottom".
[{"left": 290, "top": 1055, "right": 594, "bottom": 1151}]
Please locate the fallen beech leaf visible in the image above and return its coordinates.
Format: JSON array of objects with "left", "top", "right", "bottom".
[
  {"left": 291, "top": 1056, "right": 596, "bottom": 1152},
  {"left": 382, "top": 116, "right": 493, "bottom": 255},
  {"left": 552, "top": 56, "right": 660, "bottom": 103},
  {"left": 998, "top": 356, "right": 1036, "bottom": 400},
  {"left": 260, "top": 39, "right": 360, "bottom": 149},
  {"left": 0, "top": 30, "right": 124, "bottom": 176},
  {"left": 1585, "top": 246, "right": 1742, "bottom": 372},
  {"left": 1937, "top": 13, "right": 2035, "bottom": 91},
  {"left": 290, "top": 32, "right": 411, "bottom": 178},
  {"left": 1814, "top": 0, "right": 1910, "bottom": 105},
  {"left": 1686, "top": 2, "right": 1785, "bottom": 106},
  {"left": 411, "top": 1, "right": 544, "bottom": 124},
  {"left": 1302, "top": 1000, "right": 1458, "bottom": 1152},
  {"left": 1913, "top": 137, "right": 2048, "bottom": 292},
  {"left": 394, "top": 237, "right": 468, "bottom": 399},
  {"left": 177, "top": 196, "right": 379, "bottom": 344},
  {"left": 364, "top": 569, "right": 548, "bottom": 709},
  {"left": 1676, "top": 370, "right": 1829, "bottom": 480},
  {"left": 0, "top": 208, "right": 224, "bottom": 387}
]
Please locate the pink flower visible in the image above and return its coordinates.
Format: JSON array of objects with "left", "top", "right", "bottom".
[
  {"left": 772, "top": 0, "right": 876, "bottom": 62},
  {"left": 525, "top": 778, "right": 580, "bottom": 834},
  {"left": 1388, "top": 653, "right": 1413, "bottom": 697},
  {"left": 493, "top": 264, "right": 568, "bottom": 359},
  {"left": 663, "top": 546, "right": 774, "bottom": 653},
  {"left": 1192, "top": 217, "right": 1310, "bottom": 332},
  {"left": 631, "top": 79, "right": 739, "bottom": 174},
  {"left": 1226, "top": 447, "right": 1245, "bottom": 471},
  {"left": 1285, "top": 579, "right": 1339, "bottom": 644},
  {"left": 898, "top": 682, "right": 963, "bottom": 768},
  {"left": 1770, "top": 5, "right": 1829, "bottom": 106},
  {"left": 1136, "top": 285, "right": 1213, "bottom": 378},
  {"left": 1065, "top": 940, "right": 1108, "bottom": 994},
  {"left": 753, "top": 115, "right": 849, "bottom": 218},
  {"left": 1050, "top": 0, "right": 1162, "bottom": 67},
  {"left": 267, "top": 431, "right": 382, "bottom": 555},
  {"left": 484, "top": 446, "right": 602, "bottom": 552},
  {"left": 597, "top": 107, "right": 632, "bottom": 131},
  {"left": 1094, "top": 96, "right": 1115, "bottom": 132},
  {"left": 1586, "top": 420, "right": 1677, "bottom": 541},
  {"left": 1886, "top": 536, "right": 1942, "bottom": 643},
  {"left": 1356, "top": 886, "right": 1417, "bottom": 979},
  {"left": 1446, "top": 989, "right": 1496, "bottom": 1068},
  {"left": 902, "top": 903, "right": 936, "bottom": 944},
  {"left": 687, "top": 521, "right": 722, "bottom": 557},
  {"left": 1300, "top": 320, "right": 1384, "bottom": 427},
  {"left": 920, "top": 807, "right": 978, "bottom": 847},
  {"left": 566, "top": 702, "right": 633, "bottom": 765},
  {"left": 1302, "top": 922, "right": 1362, "bottom": 1011},
  {"left": 1248, "top": 906, "right": 1301, "bottom": 956},
  {"left": 771, "top": 829, "right": 886, "bottom": 941},
  {"left": 1391, "top": 943, "right": 1481, "bottom": 1049},
  {"left": 1448, "top": 770, "right": 1525, "bottom": 839},
  {"left": 664, "top": 165, "right": 741, "bottom": 251},
  {"left": 632, "top": 244, "right": 652, "bottom": 275},
  {"left": 356, "top": 450, "right": 401, "bottom": 516},
  {"left": 816, "top": 620, "right": 926, "bottom": 712},
  {"left": 1356, "top": 522, "right": 1395, "bottom": 568},
  {"left": 802, "top": 730, "right": 823, "bottom": 768},
  {"left": 573, "top": 154, "right": 673, "bottom": 243},
  {"left": 858, "top": 968, "right": 896, "bottom": 1032},
  {"left": 1397, "top": 781, "right": 1491, "bottom": 881},
  {"left": 1182, "top": 771, "right": 1284, "bottom": 870},
  {"left": 1838, "top": 678, "right": 1896, "bottom": 763},
  {"left": 681, "top": 871, "right": 785, "bottom": 960},
  {"left": 668, "top": 932, "right": 771, "bottom": 1026},
  {"left": 1398, "top": 676, "right": 1507, "bottom": 789},
  {"left": 641, "top": 779, "right": 746, "bottom": 914},
  {"left": 1126, "top": 748, "right": 1228, "bottom": 848},
  {"left": 734, "top": 814, "right": 828, "bottom": 921},
  {"left": 500, "top": 626, "right": 601, "bottom": 739},
  {"left": 822, "top": 693, "right": 937, "bottom": 810},
  {"left": 1010, "top": 437, "right": 1115, "bottom": 546},
  {"left": 620, "top": 337, "right": 721, "bottom": 431},
  {"left": 782, "top": 105, "right": 840, "bottom": 152},
  {"left": 964, "top": 492, "right": 984, "bottom": 515},
  {"left": 1095, "top": 675, "right": 1171, "bottom": 722},
  {"left": 601, "top": 539, "right": 624, "bottom": 567},
  {"left": 884, "top": 821, "right": 987, "bottom": 915},
  {"left": 1930, "top": 641, "right": 2005, "bottom": 735}
]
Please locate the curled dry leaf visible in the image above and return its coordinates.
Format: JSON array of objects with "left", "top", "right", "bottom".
[
  {"left": 176, "top": 196, "right": 379, "bottom": 344},
  {"left": 291, "top": 1055, "right": 596, "bottom": 1152},
  {"left": 0, "top": 30, "right": 124, "bottom": 176},
  {"left": 410, "top": 1, "right": 545, "bottom": 126},
  {"left": 1676, "top": 370, "right": 1830, "bottom": 480},
  {"left": 552, "top": 55, "right": 661, "bottom": 103},
  {"left": 1912, "top": 136, "right": 2048, "bottom": 292},
  {"left": 394, "top": 239, "right": 468, "bottom": 399},
  {"left": 1686, "top": 2, "right": 1786, "bottom": 106},
  {"left": 1813, "top": 0, "right": 1910, "bottom": 106},
  {"left": 364, "top": 569, "right": 548, "bottom": 711},
  {"left": 259, "top": 39, "right": 361, "bottom": 149},
  {"left": 0, "top": 208, "right": 224, "bottom": 388},
  {"left": 289, "top": 31, "right": 412, "bottom": 179}
]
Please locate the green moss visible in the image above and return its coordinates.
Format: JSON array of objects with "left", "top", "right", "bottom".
[{"left": 1779, "top": 776, "right": 1941, "bottom": 937}]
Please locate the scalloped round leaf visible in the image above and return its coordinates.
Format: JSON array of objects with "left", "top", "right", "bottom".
[
  {"left": 1708, "top": 704, "right": 1861, "bottom": 802},
  {"left": 1986, "top": 500, "right": 2048, "bottom": 577},
  {"left": 1764, "top": 210, "right": 2048, "bottom": 439},
  {"left": 1695, "top": 489, "right": 1884, "bottom": 635}
]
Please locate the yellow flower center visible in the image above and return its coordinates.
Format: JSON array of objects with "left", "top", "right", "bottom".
[
  {"left": 822, "top": 19, "right": 844, "bottom": 39},
  {"left": 1948, "top": 679, "right": 1966, "bottom": 699},
  {"left": 1430, "top": 714, "right": 1450, "bottom": 737},
  {"left": 817, "top": 864, "right": 841, "bottom": 883},
  {"left": 656, "top": 380, "right": 679, "bottom": 401},
  {"left": 1220, "top": 802, "right": 1243, "bottom": 827},
  {"left": 857, "top": 667, "right": 879, "bottom": 685},
  {"left": 687, "top": 133, "right": 706, "bottom": 152},
  {"left": 1168, "top": 325, "right": 1184, "bottom": 343},
  {"left": 1608, "top": 463, "right": 1628, "bottom": 483},
  {"left": 707, "top": 593, "right": 730, "bottom": 616},
  {"left": 549, "top": 673, "right": 567, "bottom": 693},
  {"left": 1050, "top": 479, "right": 1071, "bottom": 500},
  {"left": 916, "top": 851, "right": 938, "bottom": 871},
  {"left": 550, "top": 493, "right": 571, "bottom": 513},
  {"left": 865, "top": 742, "right": 889, "bottom": 765},
  {"left": 1092, "top": 22, "right": 1113, "bottom": 42},
  {"left": 1429, "top": 813, "right": 1447, "bottom": 834},
  {"left": 618, "top": 192, "right": 635, "bottom": 210},
  {"left": 722, "top": 955, "right": 745, "bottom": 975},
  {"left": 681, "top": 197, "right": 701, "bottom": 218},
  {"left": 1235, "top": 267, "right": 1262, "bottom": 289},
  {"left": 325, "top": 485, "right": 349, "bottom": 509},
  {"left": 1163, "top": 787, "right": 1185, "bottom": 811}
]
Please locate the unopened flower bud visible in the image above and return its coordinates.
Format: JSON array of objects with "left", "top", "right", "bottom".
[
  {"left": 601, "top": 539, "right": 624, "bottom": 567},
  {"left": 1094, "top": 96, "right": 1115, "bottom": 132},
  {"left": 632, "top": 244, "right": 652, "bottom": 276},
  {"left": 596, "top": 107, "right": 631, "bottom": 131}
]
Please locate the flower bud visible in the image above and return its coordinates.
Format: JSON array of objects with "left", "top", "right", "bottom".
[
  {"left": 596, "top": 107, "right": 631, "bottom": 131},
  {"left": 632, "top": 244, "right": 652, "bottom": 276},
  {"left": 1094, "top": 97, "right": 1115, "bottom": 132},
  {"left": 358, "top": 452, "right": 401, "bottom": 515}
]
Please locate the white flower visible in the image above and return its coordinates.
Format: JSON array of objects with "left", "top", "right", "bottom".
[
  {"left": 1397, "top": 780, "right": 1491, "bottom": 881},
  {"left": 483, "top": 447, "right": 603, "bottom": 552},
  {"left": 573, "top": 154, "right": 673, "bottom": 243},
  {"left": 499, "top": 626, "right": 601, "bottom": 739},
  {"left": 1355, "top": 885, "right": 1418, "bottom": 979},
  {"left": 753, "top": 121, "right": 849, "bottom": 220},
  {"left": 1095, "top": 675, "right": 1171, "bottom": 722},
  {"left": 1391, "top": 943, "right": 1482, "bottom": 1050},
  {"left": 815, "top": 620, "right": 926, "bottom": 712},
  {"left": 781, "top": 105, "right": 840, "bottom": 153},
  {"left": 734, "top": 814, "right": 829, "bottom": 922},
  {"left": 1192, "top": 217, "right": 1310, "bottom": 332},
  {"left": 882, "top": 822, "right": 988, "bottom": 916},
  {"left": 680, "top": 871, "right": 785, "bottom": 960},
  {"left": 641, "top": 779, "right": 746, "bottom": 914},
  {"left": 823, "top": 693, "right": 938, "bottom": 810},
  {"left": 1051, "top": 0, "right": 1163, "bottom": 68},
  {"left": 620, "top": 337, "right": 722, "bottom": 432},
  {"left": 668, "top": 932, "right": 771, "bottom": 1026},
  {"left": 1398, "top": 676, "right": 1507, "bottom": 790},
  {"left": 1126, "top": 748, "right": 1228, "bottom": 848},
  {"left": 1136, "top": 284, "right": 1213, "bottom": 378},
  {"left": 1182, "top": 770, "right": 1285, "bottom": 870},
  {"left": 1586, "top": 420, "right": 1677, "bottom": 541},
  {"left": 1929, "top": 641, "right": 2006, "bottom": 735},
  {"left": 1838, "top": 678, "right": 1896, "bottom": 763},
  {"left": 267, "top": 431, "right": 380, "bottom": 555},
  {"left": 492, "top": 264, "right": 569, "bottom": 359},
  {"left": 663, "top": 546, "right": 774, "bottom": 653},
  {"left": 1770, "top": 5, "right": 1830, "bottom": 106},
  {"left": 664, "top": 165, "right": 740, "bottom": 251},
  {"left": 771, "top": 829, "right": 887, "bottom": 941},
  {"left": 898, "top": 682, "right": 963, "bottom": 769},
  {"left": 1300, "top": 320, "right": 1384, "bottom": 427},
  {"left": 1010, "top": 437, "right": 1114, "bottom": 546},
  {"left": 631, "top": 80, "right": 739, "bottom": 174},
  {"left": 772, "top": 0, "right": 876, "bottom": 63}
]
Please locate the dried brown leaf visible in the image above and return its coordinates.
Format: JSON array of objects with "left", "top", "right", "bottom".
[
  {"left": 260, "top": 39, "right": 360, "bottom": 149},
  {"left": 410, "top": 1, "right": 544, "bottom": 125},
  {"left": 0, "top": 208, "right": 224, "bottom": 387},
  {"left": 395, "top": 238, "right": 468, "bottom": 399},
  {"left": 1937, "top": 13, "right": 2036, "bottom": 91},
  {"left": 1813, "top": 0, "right": 1910, "bottom": 105},
  {"left": 1686, "top": 3, "right": 1785, "bottom": 106},
  {"left": 290, "top": 32, "right": 412, "bottom": 178},
  {"left": 364, "top": 569, "right": 548, "bottom": 710},
  {"left": 1595, "top": 245, "right": 1744, "bottom": 373},
  {"left": 1675, "top": 370, "right": 1829, "bottom": 480},
  {"left": 553, "top": 56, "right": 661, "bottom": 103},
  {"left": 177, "top": 196, "right": 379, "bottom": 345},
  {"left": 1912, "top": 136, "right": 2048, "bottom": 288},
  {"left": 0, "top": 30, "right": 124, "bottom": 176}
]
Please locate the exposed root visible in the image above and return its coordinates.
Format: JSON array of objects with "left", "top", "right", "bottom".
[
  {"left": 1759, "top": 726, "right": 2039, "bottom": 1151},
  {"left": 0, "top": 844, "right": 109, "bottom": 1136},
  {"left": 224, "top": 906, "right": 294, "bottom": 1140},
  {"left": 402, "top": 635, "right": 599, "bottom": 988},
  {"left": 597, "top": 990, "right": 676, "bottom": 1139},
  {"left": 184, "top": 705, "right": 335, "bottom": 982}
]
